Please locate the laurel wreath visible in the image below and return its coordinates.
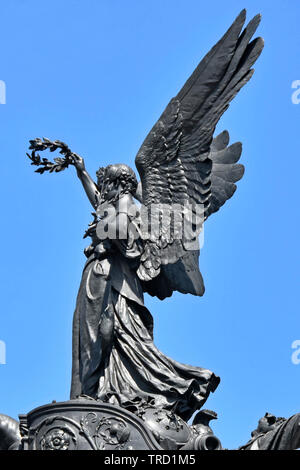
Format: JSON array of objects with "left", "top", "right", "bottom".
[{"left": 27, "top": 137, "right": 77, "bottom": 174}]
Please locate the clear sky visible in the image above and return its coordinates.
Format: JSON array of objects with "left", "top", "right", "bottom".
[{"left": 0, "top": 0, "right": 299, "bottom": 450}]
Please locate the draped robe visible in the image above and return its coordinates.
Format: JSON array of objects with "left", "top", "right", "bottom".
[{"left": 70, "top": 212, "right": 219, "bottom": 421}]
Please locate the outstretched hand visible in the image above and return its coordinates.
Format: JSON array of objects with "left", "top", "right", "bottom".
[{"left": 73, "top": 153, "right": 86, "bottom": 172}]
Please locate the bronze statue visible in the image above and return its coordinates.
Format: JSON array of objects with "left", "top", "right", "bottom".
[
  {"left": 0, "top": 10, "right": 276, "bottom": 451},
  {"left": 0, "top": 415, "right": 20, "bottom": 450},
  {"left": 239, "top": 412, "right": 300, "bottom": 450},
  {"left": 26, "top": 9, "right": 263, "bottom": 422}
]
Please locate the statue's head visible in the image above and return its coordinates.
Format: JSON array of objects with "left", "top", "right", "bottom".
[
  {"left": 96, "top": 164, "right": 138, "bottom": 202},
  {"left": 252, "top": 412, "right": 285, "bottom": 437},
  {"left": 256, "top": 413, "right": 276, "bottom": 434}
]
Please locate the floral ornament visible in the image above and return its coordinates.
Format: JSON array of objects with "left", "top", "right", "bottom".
[
  {"left": 40, "top": 428, "right": 73, "bottom": 450},
  {"left": 94, "top": 417, "right": 131, "bottom": 449}
]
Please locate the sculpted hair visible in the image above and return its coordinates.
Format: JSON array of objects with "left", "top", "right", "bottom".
[{"left": 96, "top": 164, "right": 138, "bottom": 196}]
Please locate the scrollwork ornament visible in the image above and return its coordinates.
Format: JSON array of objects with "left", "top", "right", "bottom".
[{"left": 94, "top": 416, "right": 131, "bottom": 450}]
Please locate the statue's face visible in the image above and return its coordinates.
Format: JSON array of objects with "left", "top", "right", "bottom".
[
  {"left": 98, "top": 166, "right": 123, "bottom": 201},
  {"left": 99, "top": 176, "right": 118, "bottom": 201},
  {"left": 257, "top": 416, "right": 275, "bottom": 434}
]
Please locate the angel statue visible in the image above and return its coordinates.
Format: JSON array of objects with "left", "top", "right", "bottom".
[{"left": 27, "top": 10, "right": 263, "bottom": 424}]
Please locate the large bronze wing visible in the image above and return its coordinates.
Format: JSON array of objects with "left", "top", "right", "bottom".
[{"left": 134, "top": 10, "right": 263, "bottom": 300}]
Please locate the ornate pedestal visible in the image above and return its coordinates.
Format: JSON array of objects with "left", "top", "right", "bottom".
[
  {"left": 19, "top": 399, "right": 162, "bottom": 451},
  {"left": 17, "top": 399, "right": 221, "bottom": 451}
]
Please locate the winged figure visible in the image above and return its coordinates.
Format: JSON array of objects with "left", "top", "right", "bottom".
[{"left": 29, "top": 10, "right": 263, "bottom": 422}]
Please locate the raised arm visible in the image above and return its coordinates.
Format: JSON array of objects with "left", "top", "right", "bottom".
[{"left": 73, "top": 155, "right": 99, "bottom": 209}]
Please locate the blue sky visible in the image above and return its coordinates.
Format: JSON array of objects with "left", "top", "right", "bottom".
[{"left": 0, "top": 0, "right": 299, "bottom": 450}]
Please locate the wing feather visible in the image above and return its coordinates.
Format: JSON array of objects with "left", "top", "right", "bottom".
[{"left": 135, "top": 10, "right": 263, "bottom": 299}]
